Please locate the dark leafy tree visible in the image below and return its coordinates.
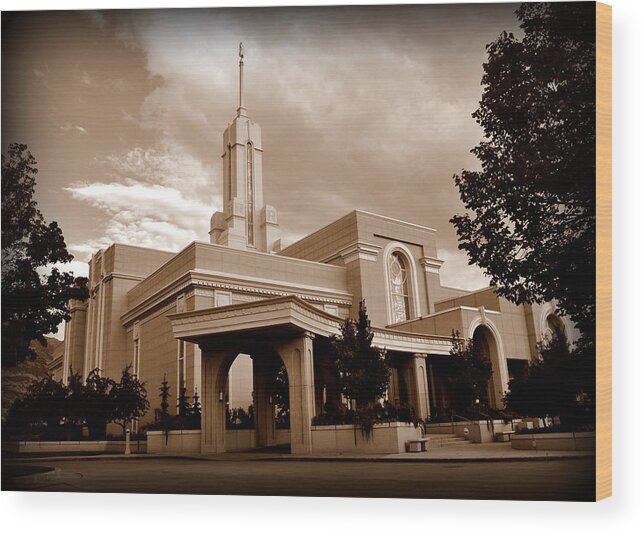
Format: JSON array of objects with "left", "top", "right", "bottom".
[
  {"left": 64, "top": 371, "right": 86, "bottom": 439},
  {"left": 226, "top": 406, "right": 254, "bottom": 429},
  {"left": 4, "top": 373, "right": 68, "bottom": 440},
  {"left": 109, "top": 364, "right": 149, "bottom": 437},
  {"left": 1, "top": 143, "right": 89, "bottom": 366},
  {"left": 189, "top": 390, "right": 201, "bottom": 419},
  {"left": 505, "top": 326, "right": 593, "bottom": 427},
  {"left": 450, "top": 3, "right": 597, "bottom": 340},
  {"left": 446, "top": 331, "right": 494, "bottom": 415},
  {"left": 84, "top": 368, "right": 116, "bottom": 439},
  {"left": 273, "top": 363, "right": 290, "bottom": 428},
  {"left": 330, "top": 300, "right": 391, "bottom": 410}
]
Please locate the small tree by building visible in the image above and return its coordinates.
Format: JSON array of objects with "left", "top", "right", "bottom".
[
  {"left": 189, "top": 390, "right": 201, "bottom": 419},
  {"left": 84, "top": 368, "right": 115, "bottom": 439},
  {"left": 177, "top": 386, "right": 190, "bottom": 417},
  {"left": 330, "top": 300, "right": 391, "bottom": 411},
  {"left": 157, "top": 374, "right": 171, "bottom": 423},
  {"left": 505, "top": 326, "right": 593, "bottom": 428},
  {"left": 273, "top": 363, "right": 290, "bottom": 429},
  {"left": 4, "top": 373, "right": 68, "bottom": 440},
  {"left": 109, "top": 364, "right": 149, "bottom": 439},
  {"left": 447, "top": 331, "right": 493, "bottom": 416}
]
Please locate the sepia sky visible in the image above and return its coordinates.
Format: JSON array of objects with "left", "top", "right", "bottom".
[{"left": 2, "top": 3, "right": 522, "bottom": 290}]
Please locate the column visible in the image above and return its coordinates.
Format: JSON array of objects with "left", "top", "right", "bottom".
[
  {"left": 201, "top": 349, "right": 236, "bottom": 454},
  {"left": 410, "top": 354, "right": 431, "bottom": 420},
  {"left": 399, "top": 354, "right": 431, "bottom": 420},
  {"left": 252, "top": 356, "right": 276, "bottom": 448},
  {"left": 276, "top": 332, "right": 316, "bottom": 455}
]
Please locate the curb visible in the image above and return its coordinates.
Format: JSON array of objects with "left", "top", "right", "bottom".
[{"left": 4, "top": 453, "right": 595, "bottom": 464}]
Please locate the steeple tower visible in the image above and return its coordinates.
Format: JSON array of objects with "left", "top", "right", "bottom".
[{"left": 210, "top": 44, "right": 280, "bottom": 253}]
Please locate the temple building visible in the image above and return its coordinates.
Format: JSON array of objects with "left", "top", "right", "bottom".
[{"left": 56, "top": 47, "right": 578, "bottom": 454}]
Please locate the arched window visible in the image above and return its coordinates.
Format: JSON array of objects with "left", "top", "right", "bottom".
[
  {"left": 545, "top": 313, "right": 565, "bottom": 340},
  {"left": 388, "top": 251, "right": 411, "bottom": 323}
]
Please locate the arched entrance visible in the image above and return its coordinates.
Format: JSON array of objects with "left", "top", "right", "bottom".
[
  {"left": 223, "top": 349, "right": 291, "bottom": 452},
  {"left": 544, "top": 313, "right": 566, "bottom": 341},
  {"left": 199, "top": 330, "right": 315, "bottom": 455},
  {"left": 471, "top": 325, "right": 507, "bottom": 409}
]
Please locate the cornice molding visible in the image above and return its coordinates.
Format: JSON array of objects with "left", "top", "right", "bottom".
[
  {"left": 121, "top": 270, "right": 353, "bottom": 327},
  {"left": 420, "top": 256, "right": 444, "bottom": 274}
]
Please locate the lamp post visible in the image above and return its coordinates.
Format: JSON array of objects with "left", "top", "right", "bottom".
[
  {"left": 125, "top": 426, "right": 131, "bottom": 455},
  {"left": 475, "top": 398, "right": 480, "bottom": 419}
]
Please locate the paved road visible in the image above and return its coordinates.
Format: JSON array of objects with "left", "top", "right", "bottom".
[{"left": 3, "top": 456, "right": 595, "bottom": 501}]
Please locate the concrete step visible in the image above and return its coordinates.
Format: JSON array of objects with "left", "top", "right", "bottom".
[
  {"left": 426, "top": 433, "right": 460, "bottom": 439},
  {"left": 427, "top": 434, "right": 473, "bottom": 448},
  {"left": 427, "top": 437, "right": 472, "bottom": 448}
]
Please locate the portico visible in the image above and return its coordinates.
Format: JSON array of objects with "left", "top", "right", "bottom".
[{"left": 169, "top": 295, "right": 444, "bottom": 454}]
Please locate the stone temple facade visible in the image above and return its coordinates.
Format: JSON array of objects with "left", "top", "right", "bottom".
[{"left": 54, "top": 50, "right": 577, "bottom": 454}]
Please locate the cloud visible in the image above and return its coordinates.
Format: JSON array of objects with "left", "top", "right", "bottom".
[
  {"left": 65, "top": 139, "right": 221, "bottom": 258},
  {"left": 436, "top": 247, "right": 490, "bottom": 291},
  {"left": 36, "top": 260, "right": 90, "bottom": 279},
  {"left": 65, "top": 180, "right": 217, "bottom": 254},
  {"left": 60, "top": 123, "right": 87, "bottom": 134}
]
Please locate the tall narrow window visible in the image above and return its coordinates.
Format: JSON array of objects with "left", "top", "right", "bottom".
[
  {"left": 227, "top": 144, "right": 232, "bottom": 201},
  {"left": 177, "top": 341, "right": 186, "bottom": 394},
  {"left": 133, "top": 339, "right": 141, "bottom": 377},
  {"left": 246, "top": 142, "right": 255, "bottom": 247},
  {"left": 388, "top": 252, "right": 411, "bottom": 323}
]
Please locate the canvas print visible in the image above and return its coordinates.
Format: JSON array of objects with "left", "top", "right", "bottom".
[{"left": 2, "top": 2, "right": 607, "bottom": 501}]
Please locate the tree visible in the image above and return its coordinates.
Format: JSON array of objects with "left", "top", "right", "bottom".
[
  {"left": 446, "top": 332, "right": 493, "bottom": 415},
  {"left": 273, "top": 363, "right": 290, "bottom": 428},
  {"left": 505, "top": 326, "right": 593, "bottom": 427},
  {"left": 157, "top": 374, "right": 171, "bottom": 423},
  {"left": 4, "top": 373, "right": 69, "bottom": 440},
  {"left": 1, "top": 336, "right": 60, "bottom": 419},
  {"left": 1, "top": 143, "right": 89, "bottom": 366},
  {"left": 450, "top": 3, "right": 596, "bottom": 339},
  {"left": 177, "top": 386, "right": 190, "bottom": 417},
  {"left": 64, "top": 371, "right": 87, "bottom": 439},
  {"left": 109, "top": 365, "right": 149, "bottom": 438},
  {"left": 189, "top": 390, "right": 201, "bottom": 419},
  {"left": 84, "top": 368, "right": 116, "bottom": 439},
  {"left": 330, "top": 300, "right": 391, "bottom": 410}
]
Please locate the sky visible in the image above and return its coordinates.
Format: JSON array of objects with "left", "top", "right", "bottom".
[{"left": 2, "top": 4, "right": 522, "bottom": 291}]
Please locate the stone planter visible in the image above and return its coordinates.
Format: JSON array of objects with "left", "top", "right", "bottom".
[
  {"left": 147, "top": 429, "right": 202, "bottom": 455},
  {"left": 2, "top": 440, "right": 146, "bottom": 454},
  {"left": 311, "top": 422, "right": 421, "bottom": 454},
  {"left": 510, "top": 431, "right": 596, "bottom": 451},
  {"left": 146, "top": 428, "right": 291, "bottom": 454}
]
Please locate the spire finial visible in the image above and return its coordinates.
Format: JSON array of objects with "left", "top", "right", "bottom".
[{"left": 237, "top": 42, "right": 246, "bottom": 116}]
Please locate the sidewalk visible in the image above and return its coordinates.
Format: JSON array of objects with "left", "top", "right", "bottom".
[{"left": 4, "top": 442, "right": 594, "bottom": 463}]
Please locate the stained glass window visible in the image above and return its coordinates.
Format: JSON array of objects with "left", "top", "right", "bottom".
[{"left": 389, "top": 252, "right": 411, "bottom": 323}]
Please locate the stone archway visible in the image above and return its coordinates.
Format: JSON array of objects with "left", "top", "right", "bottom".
[
  {"left": 200, "top": 331, "right": 316, "bottom": 455},
  {"left": 469, "top": 323, "right": 508, "bottom": 409}
]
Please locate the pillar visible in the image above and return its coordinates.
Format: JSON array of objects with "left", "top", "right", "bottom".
[
  {"left": 252, "top": 356, "right": 276, "bottom": 448},
  {"left": 276, "top": 332, "right": 316, "bottom": 455},
  {"left": 399, "top": 354, "right": 431, "bottom": 420},
  {"left": 201, "top": 349, "right": 236, "bottom": 454}
]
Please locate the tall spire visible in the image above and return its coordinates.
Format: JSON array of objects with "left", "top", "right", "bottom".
[{"left": 237, "top": 42, "right": 247, "bottom": 117}]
